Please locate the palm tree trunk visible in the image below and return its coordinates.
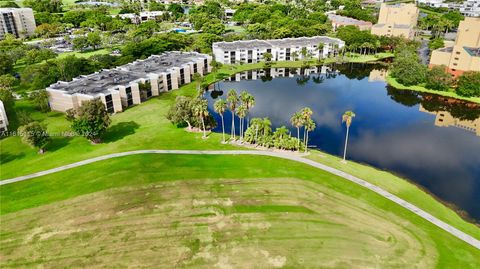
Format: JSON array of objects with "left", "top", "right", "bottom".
[
  {"left": 304, "top": 130, "right": 309, "bottom": 153},
  {"left": 221, "top": 115, "right": 225, "bottom": 142},
  {"left": 343, "top": 126, "right": 350, "bottom": 162},
  {"left": 296, "top": 127, "right": 300, "bottom": 151},
  {"left": 201, "top": 116, "right": 206, "bottom": 138},
  {"left": 231, "top": 111, "right": 235, "bottom": 139}
]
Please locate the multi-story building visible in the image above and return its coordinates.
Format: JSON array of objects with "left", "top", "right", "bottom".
[
  {"left": 0, "top": 100, "right": 9, "bottom": 132},
  {"left": 416, "top": 0, "right": 480, "bottom": 17},
  {"left": 327, "top": 14, "right": 373, "bottom": 31},
  {"left": 429, "top": 17, "right": 480, "bottom": 76},
  {"left": 370, "top": 3, "right": 419, "bottom": 39},
  {"left": 460, "top": 0, "right": 480, "bottom": 17},
  {"left": 212, "top": 36, "right": 345, "bottom": 65},
  {"left": 46, "top": 52, "right": 212, "bottom": 113},
  {"left": 0, "top": 8, "right": 36, "bottom": 39},
  {"left": 117, "top": 11, "right": 167, "bottom": 24}
]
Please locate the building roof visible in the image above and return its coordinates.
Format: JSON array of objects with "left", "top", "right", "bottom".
[
  {"left": 213, "top": 36, "right": 344, "bottom": 51},
  {"left": 48, "top": 51, "right": 209, "bottom": 96},
  {"left": 464, "top": 47, "right": 480, "bottom": 57},
  {"left": 327, "top": 14, "right": 372, "bottom": 26}
]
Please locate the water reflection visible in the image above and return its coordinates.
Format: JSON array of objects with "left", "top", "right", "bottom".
[{"left": 206, "top": 64, "right": 480, "bottom": 221}]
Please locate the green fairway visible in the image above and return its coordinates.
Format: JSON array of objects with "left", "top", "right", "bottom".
[{"left": 1, "top": 154, "right": 479, "bottom": 268}]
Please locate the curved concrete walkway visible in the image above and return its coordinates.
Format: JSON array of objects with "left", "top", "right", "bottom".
[{"left": 1, "top": 149, "right": 479, "bottom": 250}]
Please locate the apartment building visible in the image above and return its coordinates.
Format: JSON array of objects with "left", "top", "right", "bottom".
[
  {"left": 370, "top": 3, "right": 419, "bottom": 39},
  {"left": 429, "top": 17, "right": 480, "bottom": 76},
  {"left": 0, "top": 8, "right": 36, "bottom": 39},
  {"left": 47, "top": 52, "right": 212, "bottom": 113},
  {"left": 0, "top": 100, "right": 9, "bottom": 132},
  {"left": 117, "top": 11, "right": 167, "bottom": 24},
  {"left": 212, "top": 36, "right": 345, "bottom": 65},
  {"left": 416, "top": 0, "right": 480, "bottom": 17},
  {"left": 327, "top": 14, "right": 373, "bottom": 31}
]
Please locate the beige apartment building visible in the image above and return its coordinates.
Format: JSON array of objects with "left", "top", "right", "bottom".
[
  {"left": 47, "top": 52, "right": 212, "bottom": 113},
  {"left": 0, "top": 8, "right": 36, "bottom": 39},
  {"left": 371, "top": 3, "right": 419, "bottom": 39},
  {"left": 429, "top": 17, "right": 480, "bottom": 76}
]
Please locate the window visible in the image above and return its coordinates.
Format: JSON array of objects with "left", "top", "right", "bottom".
[
  {"left": 125, "top": 87, "right": 133, "bottom": 106},
  {"left": 105, "top": 94, "right": 114, "bottom": 113}
]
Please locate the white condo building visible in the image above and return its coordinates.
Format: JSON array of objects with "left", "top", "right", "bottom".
[
  {"left": 416, "top": 0, "right": 480, "bottom": 17},
  {"left": 0, "top": 8, "right": 36, "bottom": 39},
  {"left": 212, "top": 36, "right": 345, "bottom": 65}
]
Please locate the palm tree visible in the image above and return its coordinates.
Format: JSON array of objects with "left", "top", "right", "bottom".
[
  {"left": 341, "top": 110, "right": 356, "bottom": 163},
  {"left": 192, "top": 98, "right": 209, "bottom": 138},
  {"left": 250, "top": 117, "right": 263, "bottom": 144},
  {"left": 318, "top": 43, "right": 324, "bottom": 60},
  {"left": 236, "top": 104, "right": 248, "bottom": 141},
  {"left": 214, "top": 99, "right": 227, "bottom": 143},
  {"left": 240, "top": 91, "right": 255, "bottom": 128},
  {"left": 193, "top": 73, "right": 204, "bottom": 96},
  {"left": 300, "top": 107, "right": 313, "bottom": 145},
  {"left": 290, "top": 112, "right": 303, "bottom": 151},
  {"left": 261, "top": 117, "right": 272, "bottom": 147},
  {"left": 304, "top": 118, "right": 315, "bottom": 153},
  {"left": 227, "top": 89, "right": 239, "bottom": 140}
]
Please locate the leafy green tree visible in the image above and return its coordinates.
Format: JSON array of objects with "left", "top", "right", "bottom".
[
  {"left": 391, "top": 49, "right": 427, "bottom": 86},
  {"left": 0, "top": 74, "right": 16, "bottom": 90},
  {"left": 149, "top": 2, "right": 165, "bottom": 11},
  {"left": 428, "top": 38, "right": 444, "bottom": 51},
  {"left": 341, "top": 111, "right": 356, "bottom": 162},
  {"left": 23, "top": 0, "right": 62, "bottom": 13},
  {"left": 168, "top": 4, "right": 184, "bottom": 18},
  {"left": 456, "top": 71, "right": 480, "bottom": 97},
  {"left": 201, "top": 21, "right": 225, "bottom": 35},
  {"left": 193, "top": 73, "right": 204, "bottom": 95},
  {"left": 425, "top": 66, "right": 453, "bottom": 92},
  {"left": 68, "top": 98, "right": 111, "bottom": 143},
  {"left": 227, "top": 89, "right": 239, "bottom": 139},
  {"left": 214, "top": 98, "right": 227, "bottom": 143},
  {"left": 18, "top": 122, "right": 50, "bottom": 154},
  {"left": 87, "top": 31, "right": 102, "bottom": 50},
  {"left": 29, "top": 89, "right": 50, "bottom": 112},
  {"left": 23, "top": 48, "right": 57, "bottom": 64},
  {"left": 0, "top": 53, "right": 14, "bottom": 75},
  {"left": 167, "top": 96, "right": 194, "bottom": 129},
  {"left": 0, "top": 88, "right": 15, "bottom": 117},
  {"left": 72, "top": 36, "right": 89, "bottom": 51}
]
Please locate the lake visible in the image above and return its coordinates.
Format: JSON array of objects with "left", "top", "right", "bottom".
[{"left": 205, "top": 63, "right": 480, "bottom": 221}]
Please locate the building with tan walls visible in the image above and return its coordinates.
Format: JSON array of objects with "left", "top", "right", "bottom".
[
  {"left": 419, "top": 105, "right": 480, "bottom": 136},
  {"left": 0, "top": 8, "right": 36, "bottom": 39},
  {"left": 370, "top": 3, "right": 419, "bottom": 39},
  {"left": 46, "top": 52, "right": 212, "bottom": 113},
  {"left": 429, "top": 17, "right": 480, "bottom": 76}
]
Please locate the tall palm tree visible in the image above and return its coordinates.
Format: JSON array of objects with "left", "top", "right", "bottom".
[
  {"left": 342, "top": 110, "right": 356, "bottom": 162},
  {"left": 304, "top": 118, "right": 316, "bottom": 153},
  {"left": 192, "top": 98, "right": 209, "bottom": 138},
  {"left": 290, "top": 112, "right": 303, "bottom": 151},
  {"left": 227, "top": 89, "right": 239, "bottom": 140},
  {"left": 300, "top": 107, "right": 313, "bottom": 145},
  {"left": 214, "top": 98, "right": 227, "bottom": 143},
  {"left": 193, "top": 73, "right": 204, "bottom": 96},
  {"left": 241, "top": 91, "right": 255, "bottom": 128},
  {"left": 236, "top": 104, "right": 248, "bottom": 141},
  {"left": 262, "top": 117, "right": 271, "bottom": 147}
]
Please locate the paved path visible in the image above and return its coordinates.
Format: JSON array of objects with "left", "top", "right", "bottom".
[{"left": 1, "top": 149, "right": 479, "bottom": 250}]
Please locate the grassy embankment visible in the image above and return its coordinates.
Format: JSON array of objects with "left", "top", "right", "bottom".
[
  {"left": 1, "top": 155, "right": 479, "bottom": 267},
  {"left": 1, "top": 52, "right": 479, "bottom": 252},
  {"left": 386, "top": 75, "right": 480, "bottom": 104}
]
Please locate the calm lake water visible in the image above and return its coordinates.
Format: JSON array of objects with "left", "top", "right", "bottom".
[{"left": 206, "top": 64, "right": 480, "bottom": 221}]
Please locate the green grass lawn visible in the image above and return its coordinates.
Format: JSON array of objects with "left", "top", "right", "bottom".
[
  {"left": 386, "top": 75, "right": 480, "bottom": 104},
  {"left": 1, "top": 154, "right": 479, "bottom": 267},
  {"left": 56, "top": 48, "right": 112, "bottom": 59},
  {"left": 1, "top": 55, "right": 479, "bottom": 261}
]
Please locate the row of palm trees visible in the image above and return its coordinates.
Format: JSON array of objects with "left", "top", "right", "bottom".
[
  {"left": 212, "top": 89, "right": 356, "bottom": 160},
  {"left": 213, "top": 89, "right": 256, "bottom": 143}
]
